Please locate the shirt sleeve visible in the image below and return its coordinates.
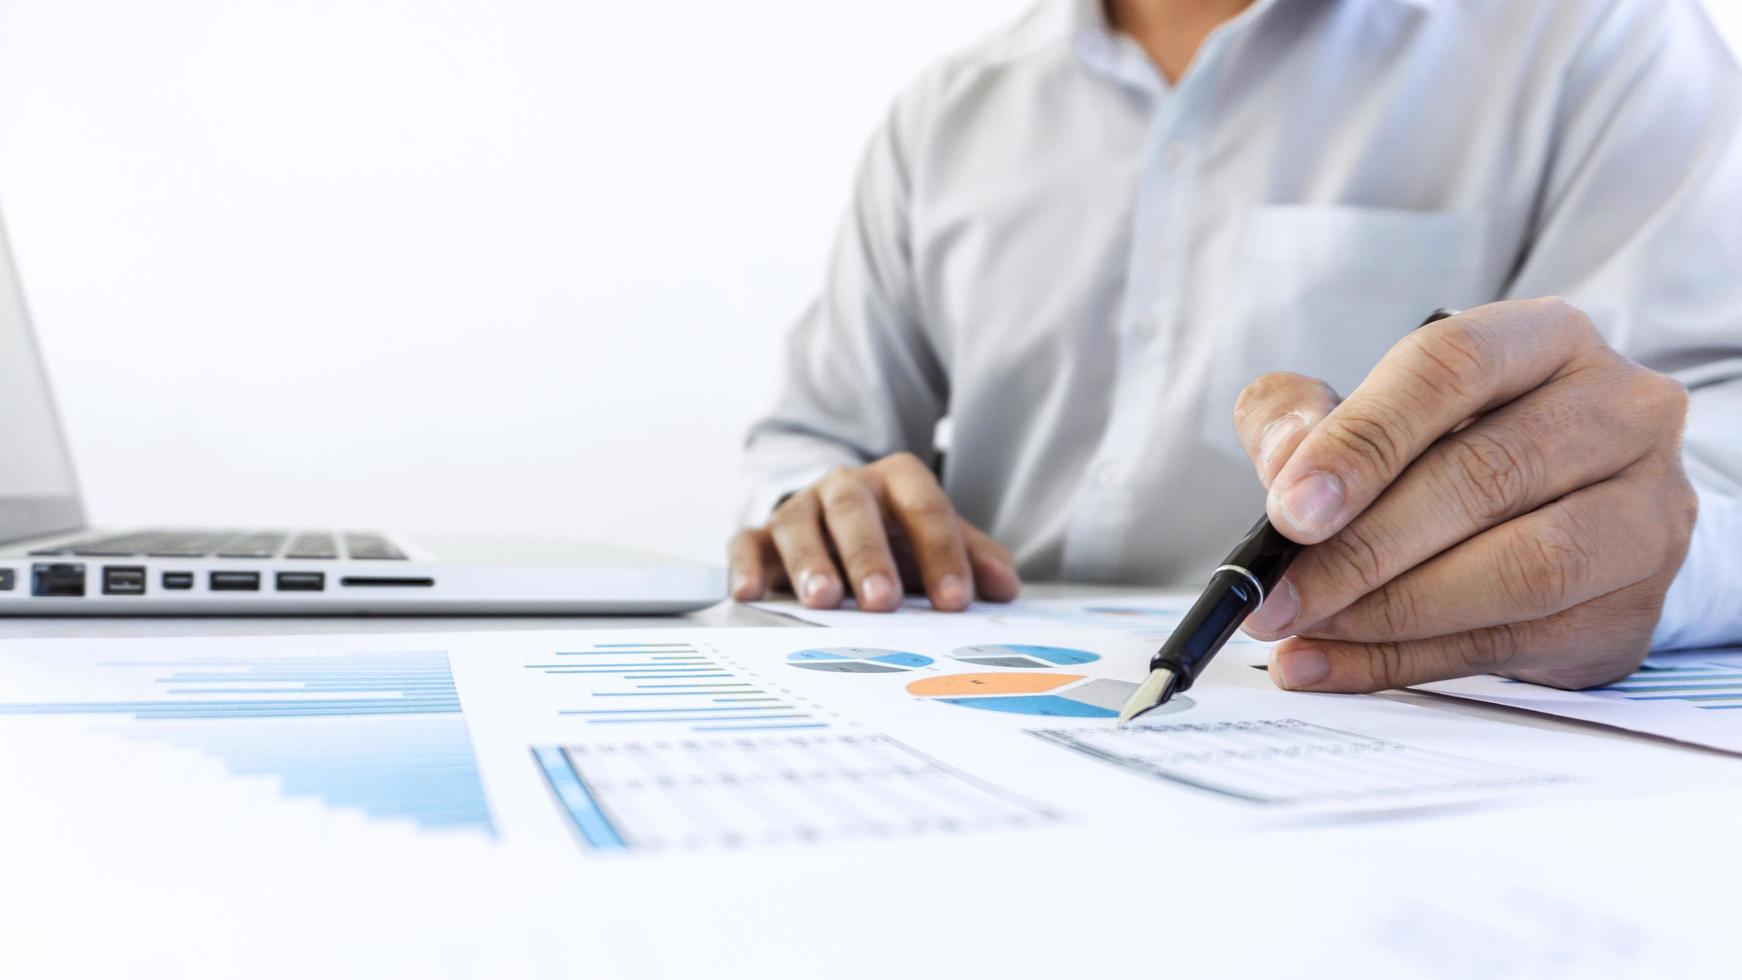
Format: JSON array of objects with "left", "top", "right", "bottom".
[
  {"left": 1501, "top": 0, "right": 1742, "bottom": 650},
  {"left": 738, "top": 87, "right": 948, "bottom": 526}
]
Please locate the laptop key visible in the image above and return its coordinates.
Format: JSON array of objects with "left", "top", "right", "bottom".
[
  {"left": 285, "top": 534, "right": 339, "bottom": 559},
  {"left": 216, "top": 532, "right": 288, "bottom": 559},
  {"left": 145, "top": 531, "right": 241, "bottom": 558},
  {"left": 65, "top": 532, "right": 160, "bottom": 557},
  {"left": 345, "top": 533, "right": 407, "bottom": 560}
]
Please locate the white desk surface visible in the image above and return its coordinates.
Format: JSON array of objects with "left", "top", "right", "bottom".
[
  {"left": 7, "top": 582, "right": 1739, "bottom": 980},
  {"left": 0, "top": 583, "right": 1719, "bottom": 759}
]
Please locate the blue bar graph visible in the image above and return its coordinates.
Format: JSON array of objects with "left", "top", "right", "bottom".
[
  {"left": 0, "top": 652, "right": 495, "bottom": 835},
  {"left": 1510, "top": 658, "right": 1742, "bottom": 711},
  {"left": 527, "top": 641, "right": 829, "bottom": 733},
  {"left": 533, "top": 746, "right": 627, "bottom": 850}
]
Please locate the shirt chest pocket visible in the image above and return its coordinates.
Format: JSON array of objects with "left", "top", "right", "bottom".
[{"left": 1199, "top": 205, "right": 1497, "bottom": 459}]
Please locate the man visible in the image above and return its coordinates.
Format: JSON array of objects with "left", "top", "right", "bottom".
[{"left": 729, "top": 0, "right": 1742, "bottom": 694}]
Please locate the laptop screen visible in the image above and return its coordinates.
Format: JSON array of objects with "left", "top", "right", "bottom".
[{"left": 0, "top": 210, "right": 85, "bottom": 544}]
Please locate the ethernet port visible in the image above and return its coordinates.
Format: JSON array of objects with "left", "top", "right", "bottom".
[{"left": 31, "top": 563, "right": 87, "bottom": 597}]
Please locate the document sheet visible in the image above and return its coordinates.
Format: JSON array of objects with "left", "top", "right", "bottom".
[
  {"left": 3, "top": 625, "right": 1740, "bottom": 977},
  {"left": 758, "top": 591, "right": 1742, "bottom": 756},
  {"left": 1418, "top": 648, "right": 1742, "bottom": 755}
]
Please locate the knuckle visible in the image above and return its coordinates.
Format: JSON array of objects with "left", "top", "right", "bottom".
[
  {"left": 1502, "top": 507, "right": 1591, "bottom": 611},
  {"left": 1236, "top": 373, "right": 1337, "bottom": 433},
  {"left": 898, "top": 490, "right": 957, "bottom": 524},
  {"left": 1637, "top": 371, "right": 1691, "bottom": 431},
  {"left": 924, "top": 546, "right": 968, "bottom": 571},
  {"left": 875, "top": 451, "right": 927, "bottom": 476},
  {"left": 1234, "top": 372, "right": 1292, "bottom": 420},
  {"left": 1371, "top": 584, "right": 1423, "bottom": 638},
  {"left": 838, "top": 541, "right": 890, "bottom": 572},
  {"left": 1317, "top": 523, "right": 1391, "bottom": 597},
  {"left": 768, "top": 525, "right": 815, "bottom": 561},
  {"left": 1669, "top": 473, "right": 1700, "bottom": 539},
  {"left": 1233, "top": 377, "right": 1267, "bottom": 419},
  {"left": 816, "top": 473, "right": 866, "bottom": 512},
  {"left": 1407, "top": 321, "right": 1498, "bottom": 402},
  {"left": 1441, "top": 427, "right": 1536, "bottom": 525},
  {"left": 1320, "top": 403, "right": 1412, "bottom": 480},
  {"left": 1644, "top": 472, "right": 1698, "bottom": 570},
  {"left": 1538, "top": 295, "right": 1594, "bottom": 335},
  {"left": 771, "top": 489, "right": 815, "bottom": 523},
  {"left": 914, "top": 538, "right": 968, "bottom": 574},
  {"left": 1366, "top": 641, "right": 1410, "bottom": 690},
  {"left": 1458, "top": 624, "right": 1517, "bottom": 673}
]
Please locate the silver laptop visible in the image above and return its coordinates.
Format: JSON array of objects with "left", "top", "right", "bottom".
[{"left": 0, "top": 211, "right": 724, "bottom": 615}]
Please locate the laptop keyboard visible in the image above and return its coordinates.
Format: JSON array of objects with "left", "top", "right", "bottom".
[{"left": 28, "top": 530, "right": 406, "bottom": 561}]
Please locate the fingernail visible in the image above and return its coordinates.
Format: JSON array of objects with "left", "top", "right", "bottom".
[
  {"left": 1258, "top": 412, "right": 1306, "bottom": 475},
  {"left": 799, "top": 570, "right": 830, "bottom": 603},
  {"left": 936, "top": 574, "right": 968, "bottom": 608},
  {"left": 860, "top": 573, "right": 896, "bottom": 609},
  {"left": 1244, "top": 577, "right": 1299, "bottom": 637},
  {"left": 1272, "top": 647, "right": 1331, "bottom": 689},
  {"left": 1276, "top": 471, "right": 1344, "bottom": 536},
  {"left": 729, "top": 572, "right": 750, "bottom": 600}
]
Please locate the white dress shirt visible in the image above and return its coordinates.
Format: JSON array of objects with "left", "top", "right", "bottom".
[{"left": 743, "top": 0, "right": 1742, "bottom": 649}]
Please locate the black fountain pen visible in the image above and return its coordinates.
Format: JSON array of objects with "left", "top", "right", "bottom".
[{"left": 1116, "top": 308, "right": 1461, "bottom": 727}]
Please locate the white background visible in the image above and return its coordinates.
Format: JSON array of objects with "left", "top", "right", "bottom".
[{"left": 0, "top": 1, "right": 1736, "bottom": 565}]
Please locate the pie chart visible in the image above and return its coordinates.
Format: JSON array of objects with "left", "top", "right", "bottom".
[
  {"left": 950, "top": 644, "right": 1100, "bottom": 669},
  {"left": 906, "top": 672, "right": 1193, "bottom": 718},
  {"left": 787, "top": 647, "right": 934, "bottom": 673}
]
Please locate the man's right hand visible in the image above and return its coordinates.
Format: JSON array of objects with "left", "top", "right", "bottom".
[{"left": 728, "top": 453, "right": 1022, "bottom": 611}]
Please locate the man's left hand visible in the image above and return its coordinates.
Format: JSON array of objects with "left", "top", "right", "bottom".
[{"left": 1233, "top": 298, "right": 1697, "bottom": 692}]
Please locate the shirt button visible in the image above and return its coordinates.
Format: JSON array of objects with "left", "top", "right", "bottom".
[
  {"left": 1135, "top": 314, "right": 1161, "bottom": 339},
  {"left": 1095, "top": 463, "right": 1123, "bottom": 490},
  {"left": 1163, "top": 142, "right": 1189, "bottom": 167}
]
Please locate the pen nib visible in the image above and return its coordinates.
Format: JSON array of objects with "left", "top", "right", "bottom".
[{"left": 1116, "top": 667, "right": 1178, "bottom": 728}]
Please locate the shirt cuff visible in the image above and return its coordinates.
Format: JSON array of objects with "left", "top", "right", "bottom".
[
  {"left": 1652, "top": 481, "right": 1742, "bottom": 651},
  {"left": 738, "top": 431, "right": 865, "bottom": 528}
]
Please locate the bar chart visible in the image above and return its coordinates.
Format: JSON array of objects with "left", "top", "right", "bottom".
[
  {"left": 1034, "top": 720, "right": 1567, "bottom": 806},
  {"left": 1579, "top": 659, "right": 1742, "bottom": 709},
  {"left": 0, "top": 651, "right": 495, "bottom": 834},
  {"left": 535, "top": 733, "right": 1057, "bottom": 852},
  {"left": 530, "top": 641, "right": 830, "bottom": 733}
]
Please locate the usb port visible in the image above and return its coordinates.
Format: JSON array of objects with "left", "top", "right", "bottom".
[
  {"left": 162, "top": 572, "right": 195, "bottom": 590},
  {"left": 209, "top": 571, "right": 261, "bottom": 592},
  {"left": 275, "top": 571, "right": 325, "bottom": 592},
  {"left": 102, "top": 566, "right": 147, "bottom": 595},
  {"left": 0, "top": 568, "right": 15, "bottom": 591}
]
